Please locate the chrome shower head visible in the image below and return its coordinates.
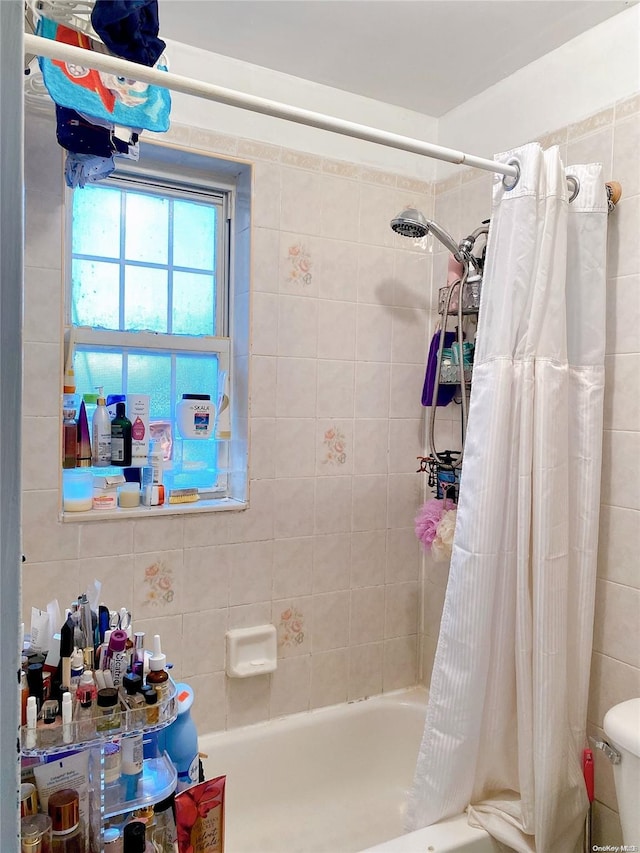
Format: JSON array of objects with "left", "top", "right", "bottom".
[{"left": 390, "top": 208, "right": 462, "bottom": 259}]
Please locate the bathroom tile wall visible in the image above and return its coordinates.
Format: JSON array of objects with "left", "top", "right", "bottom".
[
  {"left": 420, "top": 93, "right": 640, "bottom": 844},
  {"left": 21, "top": 108, "right": 432, "bottom": 734}
]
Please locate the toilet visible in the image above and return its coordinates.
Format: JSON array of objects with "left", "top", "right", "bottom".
[{"left": 602, "top": 698, "right": 640, "bottom": 845}]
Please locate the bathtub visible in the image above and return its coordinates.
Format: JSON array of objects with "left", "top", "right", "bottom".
[{"left": 198, "top": 687, "right": 498, "bottom": 853}]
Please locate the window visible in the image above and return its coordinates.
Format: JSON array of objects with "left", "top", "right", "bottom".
[{"left": 64, "top": 148, "right": 249, "bottom": 510}]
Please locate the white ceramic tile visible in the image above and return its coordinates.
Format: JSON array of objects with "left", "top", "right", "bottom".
[
  {"left": 22, "top": 416, "right": 59, "bottom": 491},
  {"left": 228, "top": 540, "right": 273, "bottom": 606},
  {"left": 597, "top": 504, "right": 640, "bottom": 588},
  {"left": 588, "top": 651, "right": 640, "bottom": 727},
  {"left": 272, "top": 596, "right": 312, "bottom": 658},
  {"left": 318, "top": 238, "right": 359, "bottom": 302},
  {"left": 591, "top": 801, "right": 623, "bottom": 848},
  {"left": 23, "top": 266, "right": 63, "bottom": 345},
  {"left": 276, "top": 358, "right": 317, "bottom": 417},
  {"left": 273, "top": 537, "right": 313, "bottom": 598},
  {"left": 382, "top": 635, "right": 417, "bottom": 691},
  {"left": 229, "top": 475, "right": 275, "bottom": 545},
  {"left": 22, "top": 490, "right": 79, "bottom": 563},
  {"left": 433, "top": 187, "right": 461, "bottom": 240},
  {"left": 21, "top": 560, "right": 81, "bottom": 626},
  {"left": 567, "top": 127, "right": 614, "bottom": 183},
  {"left": 182, "top": 545, "right": 230, "bottom": 612},
  {"left": 133, "top": 550, "right": 184, "bottom": 619},
  {"left": 23, "top": 342, "right": 60, "bottom": 417},
  {"left": 275, "top": 418, "right": 317, "bottom": 478},
  {"left": 133, "top": 516, "right": 184, "bottom": 553},
  {"left": 250, "top": 356, "right": 278, "bottom": 418},
  {"left": 355, "top": 362, "right": 391, "bottom": 419},
  {"left": 312, "top": 590, "right": 349, "bottom": 652},
  {"left": 607, "top": 195, "right": 640, "bottom": 279},
  {"left": 249, "top": 418, "right": 276, "bottom": 480},
  {"left": 587, "top": 721, "right": 618, "bottom": 813},
  {"left": 317, "top": 300, "right": 357, "bottom": 360},
  {"left": 601, "top": 430, "right": 640, "bottom": 510},
  {"left": 181, "top": 608, "right": 227, "bottom": 676},
  {"left": 613, "top": 113, "right": 640, "bottom": 199},
  {"left": 386, "top": 528, "right": 421, "bottom": 583},
  {"left": 421, "top": 633, "right": 438, "bottom": 689},
  {"left": 458, "top": 175, "right": 492, "bottom": 237},
  {"left": 357, "top": 245, "right": 395, "bottom": 306},
  {"left": 251, "top": 292, "right": 279, "bottom": 356},
  {"left": 387, "top": 473, "right": 423, "bottom": 530},
  {"left": 252, "top": 227, "right": 280, "bottom": 293},
  {"left": 593, "top": 579, "right": 640, "bottom": 667},
  {"left": 78, "top": 554, "right": 135, "bottom": 612},
  {"left": 310, "top": 648, "right": 349, "bottom": 709},
  {"left": 277, "top": 295, "right": 318, "bottom": 358},
  {"left": 351, "top": 475, "right": 387, "bottom": 532},
  {"left": 189, "top": 671, "right": 226, "bottom": 733},
  {"left": 24, "top": 190, "right": 63, "bottom": 270},
  {"left": 604, "top": 354, "right": 640, "bottom": 431},
  {"left": 606, "top": 274, "right": 640, "bottom": 355},
  {"left": 390, "top": 364, "right": 427, "bottom": 418},
  {"left": 280, "top": 168, "right": 323, "bottom": 235},
  {"left": 358, "top": 183, "right": 397, "bottom": 248},
  {"left": 424, "top": 579, "right": 447, "bottom": 639},
  {"left": 182, "top": 511, "right": 229, "bottom": 548},
  {"left": 317, "top": 360, "right": 355, "bottom": 418},
  {"left": 78, "top": 519, "right": 134, "bottom": 558},
  {"left": 226, "top": 673, "right": 271, "bottom": 728},
  {"left": 350, "top": 586, "right": 385, "bottom": 645},
  {"left": 278, "top": 232, "right": 320, "bottom": 297},
  {"left": 389, "top": 419, "right": 424, "bottom": 474},
  {"left": 391, "top": 306, "right": 429, "bottom": 365},
  {"left": 228, "top": 602, "right": 271, "bottom": 630},
  {"left": 353, "top": 419, "right": 389, "bottom": 475},
  {"left": 356, "top": 304, "right": 392, "bottom": 363},
  {"left": 315, "top": 476, "right": 352, "bottom": 534},
  {"left": 385, "top": 582, "right": 419, "bottom": 638},
  {"left": 132, "top": 613, "right": 184, "bottom": 678},
  {"left": 25, "top": 113, "right": 64, "bottom": 195},
  {"left": 252, "top": 161, "right": 281, "bottom": 230},
  {"left": 273, "top": 478, "right": 316, "bottom": 539},
  {"left": 348, "top": 642, "right": 383, "bottom": 700},
  {"left": 316, "top": 419, "right": 353, "bottom": 476},
  {"left": 312, "top": 533, "right": 351, "bottom": 593},
  {"left": 350, "top": 530, "right": 386, "bottom": 588},
  {"left": 393, "top": 249, "right": 430, "bottom": 310},
  {"left": 269, "top": 655, "right": 311, "bottom": 717},
  {"left": 320, "top": 174, "right": 360, "bottom": 243}
]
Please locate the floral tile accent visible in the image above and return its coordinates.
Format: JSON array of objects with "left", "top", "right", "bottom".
[
  {"left": 322, "top": 426, "right": 347, "bottom": 465},
  {"left": 286, "top": 243, "right": 312, "bottom": 286},
  {"left": 279, "top": 606, "right": 305, "bottom": 648},
  {"left": 143, "top": 560, "right": 174, "bottom": 606}
]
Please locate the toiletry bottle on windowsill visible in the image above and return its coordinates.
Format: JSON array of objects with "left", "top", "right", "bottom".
[
  {"left": 76, "top": 401, "right": 92, "bottom": 468},
  {"left": 111, "top": 403, "right": 132, "bottom": 466},
  {"left": 63, "top": 409, "right": 78, "bottom": 469},
  {"left": 92, "top": 387, "right": 112, "bottom": 467}
]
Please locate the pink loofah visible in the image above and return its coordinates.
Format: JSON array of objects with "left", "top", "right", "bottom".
[{"left": 415, "top": 498, "right": 446, "bottom": 550}]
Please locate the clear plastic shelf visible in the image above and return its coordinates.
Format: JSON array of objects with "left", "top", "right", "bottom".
[{"left": 103, "top": 752, "right": 177, "bottom": 819}]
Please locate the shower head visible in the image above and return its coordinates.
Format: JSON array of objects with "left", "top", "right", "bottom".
[{"left": 390, "top": 208, "right": 462, "bottom": 259}]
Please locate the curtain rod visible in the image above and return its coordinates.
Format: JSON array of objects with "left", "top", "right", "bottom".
[{"left": 23, "top": 31, "right": 518, "bottom": 179}]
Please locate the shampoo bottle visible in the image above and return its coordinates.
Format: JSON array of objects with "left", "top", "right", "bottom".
[
  {"left": 164, "top": 682, "right": 199, "bottom": 791},
  {"left": 110, "top": 403, "right": 132, "bottom": 466},
  {"left": 92, "top": 387, "right": 112, "bottom": 467}
]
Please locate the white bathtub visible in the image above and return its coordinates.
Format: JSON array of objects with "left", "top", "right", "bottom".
[{"left": 198, "top": 687, "right": 498, "bottom": 853}]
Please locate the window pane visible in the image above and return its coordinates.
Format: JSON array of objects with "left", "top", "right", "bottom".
[
  {"left": 72, "top": 185, "right": 121, "bottom": 259},
  {"left": 175, "top": 353, "right": 219, "bottom": 407},
  {"left": 72, "top": 259, "right": 120, "bottom": 328},
  {"left": 124, "top": 193, "right": 168, "bottom": 264},
  {"left": 172, "top": 271, "right": 215, "bottom": 336},
  {"left": 74, "top": 349, "right": 123, "bottom": 400},
  {"left": 173, "top": 200, "right": 216, "bottom": 271},
  {"left": 127, "top": 352, "right": 172, "bottom": 420},
  {"left": 124, "top": 266, "right": 167, "bottom": 332}
]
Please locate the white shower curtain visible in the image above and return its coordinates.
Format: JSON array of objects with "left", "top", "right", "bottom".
[{"left": 408, "top": 143, "right": 608, "bottom": 852}]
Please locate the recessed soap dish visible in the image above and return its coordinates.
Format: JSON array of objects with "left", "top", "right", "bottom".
[{"left": 225, "top": 624, "right": 277, "bottom": 678}]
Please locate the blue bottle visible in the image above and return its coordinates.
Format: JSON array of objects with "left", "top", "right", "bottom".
[{"left": 164, "top": 682, "right": 200, "bottom": 791}]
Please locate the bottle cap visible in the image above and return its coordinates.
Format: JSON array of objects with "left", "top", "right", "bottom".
[
  {"left": 115, "top": 402, "right": 126, "bottom": 418},
  {"left": 96, "top": 386, "right": 106, "bottom": 405},
  {"left": 148, "top": 635, "right": 166, "bottom": 671},
  {"left": 97, "top": 687, "right": 119, "bottom": 708},
  {"left": 123, "top": 672, "right": 143, "bottom": 694},
  {"left": 123, "top": 820, "right": 146, "bottom": 853},
  {"left": 70, "top": 648, "right": 84, "bottom": 671},
  {"left": 182, "top": 393, "right": 211, "bottom": 400},
  {"left": 144, "top": 688, "right": 158, "bottom": 706},
  {"left": 108, "top": 629, "right": 128, "bottom": 653},
  {"left": 48, "top": 788, "right": 79, "bottom": 834}
]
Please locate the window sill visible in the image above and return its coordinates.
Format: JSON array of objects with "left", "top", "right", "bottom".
[{"left": 61, "top": 496, "right": 247, "bottom": 522}]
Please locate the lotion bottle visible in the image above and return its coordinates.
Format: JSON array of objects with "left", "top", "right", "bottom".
[{"left": 92, "top": 387, "right": 112, "bottom": 467}]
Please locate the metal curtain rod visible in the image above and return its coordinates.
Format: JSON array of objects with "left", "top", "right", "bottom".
[{"left": 23, "top": 31, "right": 518, "bottom": 178}]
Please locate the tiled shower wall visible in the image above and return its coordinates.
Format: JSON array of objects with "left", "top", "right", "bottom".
[
  {"left": 21, "top": 107, "right": 434, "bottom": 734},
  {"left": 420, "top": 93, "right": 640, "bottom": 844}
]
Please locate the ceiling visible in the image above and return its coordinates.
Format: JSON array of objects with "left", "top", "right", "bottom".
[{"left": 158, "top": 0, "right": 636, "bottom": 117}]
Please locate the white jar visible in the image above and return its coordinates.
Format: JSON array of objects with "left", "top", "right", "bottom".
[{"left": 176, "top": 394, "right": 214, "bottom": 439}]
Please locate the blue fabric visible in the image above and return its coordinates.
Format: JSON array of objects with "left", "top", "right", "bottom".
[
  {"left": 91, "top": 0, "right": 166, "bottom": 67},
  {"left": 37, "top": 17, "right": 170, "bottom": 132},
  {"left": 65, "top": 152, "right": 116, "bottom": 188}
]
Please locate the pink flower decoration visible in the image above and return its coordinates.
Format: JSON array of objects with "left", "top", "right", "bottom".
[{"left": 415, "top": 498, "right": 452, "bottom": 551}]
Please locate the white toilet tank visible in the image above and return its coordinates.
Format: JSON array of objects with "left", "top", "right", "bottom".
[{"left": 602, "top": 698, "right": 640, "bottom": 845}]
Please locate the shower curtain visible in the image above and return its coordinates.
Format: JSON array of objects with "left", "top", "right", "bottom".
[{"left": 408, "top": 143, "right": 608, "bottom": 852}]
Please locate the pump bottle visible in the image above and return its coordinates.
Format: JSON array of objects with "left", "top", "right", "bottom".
[{"left": 92, "top": 387, "right": 112, "bottom": 467}]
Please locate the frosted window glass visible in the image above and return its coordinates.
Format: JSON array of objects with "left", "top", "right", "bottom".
[
  {"left": 172, "top": 271, "right": 215, "bottom": 336},
  {"left": 124, "top": 266, "right": 167, "bottom": 332},
  {"left": 173, "top": 200, "right": 216, "bottom": 270},
  {"left": 176, "top": 354, "right": 219, "bottom": 405},
  {"left": 127, "top": 352, "right": 172, "bottom": 419},
  {"left": 74, "top": 349, "right": 123, "bottom": 399},
  {"left": 72, "top": 185, "right": 121, "bottom": 259},
  {"left": 71, "top": 259, "right": 120, "bottom": 329},
  {"left": 124, "top": 193, "right": 168, "bottom": 264}
]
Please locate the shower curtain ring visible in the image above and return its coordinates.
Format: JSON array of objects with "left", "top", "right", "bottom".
[
  {"left": 567, "top": 174, "right": 580, "bottom": 203},
  {"left": 501, "top": 159, "right": 521, "bottom": 191}
]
